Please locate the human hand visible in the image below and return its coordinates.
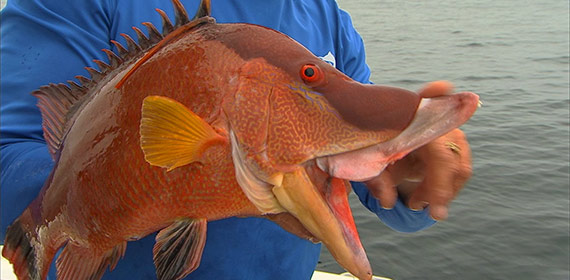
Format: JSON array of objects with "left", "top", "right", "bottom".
[
  {"left": 364, "top": 81, "right": 473, "bottom": 220},
  {"left": 364, "top": 129, "right": 472, "bottom": 220}
]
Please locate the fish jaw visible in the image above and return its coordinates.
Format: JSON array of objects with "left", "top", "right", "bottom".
[
  {"left": 316, "top": 91, "right": 480, "bottom": 181},
  {"left": 272, "top": 166, "right": 372, "bottom": 280},
  {"left": 231, "top": 129, "right": 372, "bottom": 278}
]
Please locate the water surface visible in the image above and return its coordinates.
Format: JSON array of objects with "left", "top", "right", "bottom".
[{"left": 316, "top": 1, "right": 570, "bottom": 279}]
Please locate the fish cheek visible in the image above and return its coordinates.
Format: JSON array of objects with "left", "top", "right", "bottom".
[
  {"left": 224, "top": 58, "right": 313, "bottom": 175},
  {"left": 224, "top": 59, "right": 272, "bottom": 155}
]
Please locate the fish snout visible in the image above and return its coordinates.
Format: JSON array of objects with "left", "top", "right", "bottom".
[
  {"left": 317, "top": 81, "right": 421, "bottom": 132},
  {"left": 315, "top": 91, "right": 480, "bottom": 182}
]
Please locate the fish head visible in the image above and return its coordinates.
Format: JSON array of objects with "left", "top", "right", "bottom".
[
  {"left": 221, "top": 24, "right": 425, "bottom": 176},
  {"left": 219, "top": 23, "right": 479, "bottom": 280}
]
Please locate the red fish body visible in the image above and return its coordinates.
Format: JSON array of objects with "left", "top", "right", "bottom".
[{"left": 3, "top": 1, "right": 479, "bottom": 279}]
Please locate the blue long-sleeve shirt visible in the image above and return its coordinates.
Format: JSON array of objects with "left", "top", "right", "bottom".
[{"left": 0, "top": 0, "right": 435, "bottom": 279}]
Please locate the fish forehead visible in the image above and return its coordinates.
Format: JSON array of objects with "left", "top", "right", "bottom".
[{"left": 214, "top": 23, "right": 327, "bottom": 79}]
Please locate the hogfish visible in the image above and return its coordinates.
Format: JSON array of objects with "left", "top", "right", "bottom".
[{"left": 2, "top": 0, "right": 479, "bottom": 279}]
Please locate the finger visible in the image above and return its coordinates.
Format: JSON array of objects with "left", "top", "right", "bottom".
[
  {"left": 364, "top": 171, "right": 397, "bottom": 209},
  {"left": 408, "top": 137, "right": 458, "bottom": 220},
  {"left": 451, "top": 130, "right": 473, "bottom": 195},
  {"left": 406, "top": 181, "right": 431, "bottom": 212},
  {"left": 418, "top": 80, "right": 454, "bottom": 98},
  {"left": 397, "top": 180, "right": 423, "bottom": 208},
  {"left": 432, "top": 129, "right": 472, "bottom": 220},
  {"left": 408, "top": 164, "right": 454, "bottom": 220}
]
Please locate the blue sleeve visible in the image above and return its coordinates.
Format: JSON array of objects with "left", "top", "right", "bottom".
[
  {"left": 352, "top": 183, "right": 435, "bottom": 233},
  {"left": 334, "top": 8, "right": 372, "bottom": 84},
  {"left": 333, "top": 6, "right": 436, "bottom": 233}
]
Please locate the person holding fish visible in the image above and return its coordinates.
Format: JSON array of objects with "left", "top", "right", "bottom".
[{"left": 0, "top": 0, "right": 476, "bottom": 279}]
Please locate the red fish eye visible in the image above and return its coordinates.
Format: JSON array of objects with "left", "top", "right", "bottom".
[{"left": 300, "top": 64, "right": 321, "bottom": 83}]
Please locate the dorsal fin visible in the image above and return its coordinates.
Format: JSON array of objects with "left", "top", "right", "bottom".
[
  {"left": 85, "top": 67, "right": 103, "bottom": 81},
  {"left": 172, "top": 0, "right": 190, "bottom": 27},
  {"left": 142, "top": 22, "right": 164, "bottom": 44},
  {"left": 115, "top": 0, "right": 214, "bottom": 88},
  {"left": 102, "top": 49, "right": 122, "bottom": 68},
  {"left": 111, "top": 39, "right": 130, "bottom": 59},
  {"left": 93, "top": 59, "right": 112, "bottom": 74},
  {"left": 156, "top": 8, "right": 175, "bottom": 35},
  {"left": 120, "top": 33, "right": 142, "bottom": 56},
  {"left": 32, "top": 0, "right": 214, "bottom": 157},
  {"left": 132, "top": 26, "right": 151, "bottom": 49},
  {"left": 193, "top": 0, "right": 211, "bottom": 20},
  {"left": 33, "top": 83, "right": 88, "bottom": 158}
]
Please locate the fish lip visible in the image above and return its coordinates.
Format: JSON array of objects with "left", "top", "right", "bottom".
[
  {"left": 315, "top": 92, "right": 480, "bottom": 181},
  {"left": 271, "top": 167, "right": 373, "bottom": 279}
]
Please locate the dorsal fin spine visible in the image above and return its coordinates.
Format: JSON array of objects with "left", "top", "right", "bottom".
[
  {"left": 93, "top": 59, "right": 112, "bottom": 73},
  {"left": 142, "top": 22, "right": 163, "bottom": 44},
  {"left": 67, "top": 80, "right": 86, "bottom": 95},
  {"left": 121, "top": 33, "right": 142, "bottom": 55},
  {"left": 132, "top": 27, "right": 151, "bottom": 49},
  {"left": 173, "top": 0, "right": 190, "bottom": 27},
  {"left": 102, "top": 49, "right": 122, "bottom": 68},
  {"left": 75, "top": 75, "right": 91, "bottom": 87},
  {"left": 85, "top": 67, "right": 103, "bottom": 81},
  {"left": 111, "top": 40, "right": 129, "bottom": 58},
  {"left": 156, "top": 8, "right": 175, "bottom": 35},
  {"left": 193, "top": 0, "right": 211, "bottom": 19}
]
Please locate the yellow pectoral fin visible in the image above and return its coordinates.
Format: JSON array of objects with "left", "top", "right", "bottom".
[{"left": 140, "top": 95, "right": 224, "bottom": 171}]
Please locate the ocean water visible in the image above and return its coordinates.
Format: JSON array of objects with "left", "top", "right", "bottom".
[{"left": 316, "top": 1, "right": 570, "bottom": 279}]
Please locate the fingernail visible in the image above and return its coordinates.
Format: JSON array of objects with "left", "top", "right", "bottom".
[
  {"left": 380, "top": 202, "right": 395, "bottom": 210},
  {"left": 410, "top": 201, "right": 429, "bottom": 211},
  {"left": 430, "top": 206, "right": 448, "bottom": 220}
]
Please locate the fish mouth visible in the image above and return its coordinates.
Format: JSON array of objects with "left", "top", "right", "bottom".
[
  {"left": 231, "top": 131, "right": 374, "bottom": 279},
  {"left": 233, "top": 92, "right": 479, "bottom": 280},
  {"left": 316, "top": 92, "right": 480, "bottom": 181}
]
